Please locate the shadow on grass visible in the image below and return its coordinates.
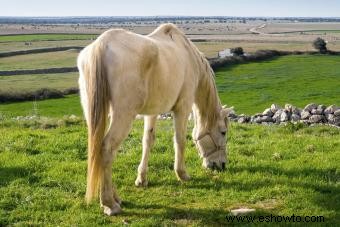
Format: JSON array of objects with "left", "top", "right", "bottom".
[
  {"left": 0, "top": 166, "right": 29, "bottom": 186},
  {"left": 139, "top": 164, "right": 340, "bottom": 225},
  {"left": 232, "top": 165, "right": 340, "bottom": 218},
  {"left": 121, "top": 200, "right": 231, "bottom": 225},
  {"left": 120, "top": 200, "right": 326, "bottom": 226},
  {"left": 0, "top": 166, "right": 41, "bottom": 186}
]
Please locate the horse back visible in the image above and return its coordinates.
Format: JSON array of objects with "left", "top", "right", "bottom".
[{"left": 92, "top": 26, "right": 196, "bottom": 114}]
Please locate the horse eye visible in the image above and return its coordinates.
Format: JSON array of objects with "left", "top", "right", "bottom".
[{"left": 221, "top": 131, "right": 226, "bottom": 136}]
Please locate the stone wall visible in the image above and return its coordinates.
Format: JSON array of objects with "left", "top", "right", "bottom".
[
  {"left": 229, "top": 104, "right": 340, "bottom": 127},
  {"left": 151, "top": 103, "right": 340, "bottom": 128}
]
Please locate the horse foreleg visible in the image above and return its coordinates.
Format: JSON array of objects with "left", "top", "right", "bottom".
[
  {"left": 173, "top": 110, "right": 191, "bottom": 181},
  {"left": 135, "top": 115, "right": 157, "bottom": 187},
  {"left": 100, "top": 112, "right": 135, "bottom": 216}
]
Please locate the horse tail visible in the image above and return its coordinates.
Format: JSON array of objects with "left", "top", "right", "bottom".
[{"left": 78, "top": 41, "right": 109, "bottom": 203}]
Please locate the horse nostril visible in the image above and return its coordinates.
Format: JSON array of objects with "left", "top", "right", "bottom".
[
  {"left": 221, "top": 162, "right": 226, "bottom": 170},
  {"left": 206, "top": 162, "right": 213, "bottom": 169}
]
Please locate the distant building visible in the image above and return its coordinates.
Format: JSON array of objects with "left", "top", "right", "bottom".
[
  {"left": 218, "top": 48, "right": 233, "bottom": 58},
  {"left": 218, "top": 48, "right": 249, "bottom": 58}
]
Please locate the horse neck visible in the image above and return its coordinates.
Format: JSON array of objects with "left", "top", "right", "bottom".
[{"left": 193, "top": 69, "right": 221, "bottom": 133}]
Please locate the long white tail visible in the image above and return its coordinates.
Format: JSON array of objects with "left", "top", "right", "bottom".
[{"left": 78, "top": 42, "right": 110, "bottom": 203}]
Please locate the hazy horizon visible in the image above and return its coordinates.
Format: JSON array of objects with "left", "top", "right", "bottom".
[
  {"left": 1, "top": 0, "right": 340, "bottom": 18},
  {"left": 1, "top": 15, "right": 340, "bottom": 19}
]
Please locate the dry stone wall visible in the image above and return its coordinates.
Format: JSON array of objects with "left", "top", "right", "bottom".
[{"left": 229, "top": 104, "right": 340, "bottom": 127}]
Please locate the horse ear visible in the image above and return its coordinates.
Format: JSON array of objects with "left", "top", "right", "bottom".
[
  {"left": 220, "top": 106, "right": 234, "bottom": 128},
  {"left": 220, "top": 106, "right": 234, "bottom": 118}
]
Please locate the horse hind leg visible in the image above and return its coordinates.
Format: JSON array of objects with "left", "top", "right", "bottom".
[
  {"left": 100, "top": 110, "right": 135, "bottom": 216},
  {"left": 135, "top": 115, "right": 157, "bottom": 187}
]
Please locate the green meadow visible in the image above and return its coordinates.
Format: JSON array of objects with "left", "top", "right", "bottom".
[
  {"left": 216, "top": 55, "right": 340, "bottom": 114},
  {"left": 0, "top": 73, "right": 78, "bottom": 93},
  {"left": 0, "top": 119, "right": 339, "bottom": 226},
  {"left": 0, "top": 50, "right": 78, "bottom": 70},
  {"left": 0, "top": 53, "right": 339, "bottom": 225},
  {"left": 1, "top": 54, "right": 339, "bottom": 116}
]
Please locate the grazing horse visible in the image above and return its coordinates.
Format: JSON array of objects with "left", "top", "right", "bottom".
[{"left": 77, "top": 23, "right": 229, "bottom": 216}]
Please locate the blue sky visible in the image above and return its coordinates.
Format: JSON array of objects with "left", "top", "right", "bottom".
[{"left": 1, "top": 0, "right": 340, "bottom": 17}]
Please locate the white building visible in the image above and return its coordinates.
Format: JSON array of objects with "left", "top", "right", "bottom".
[{"left": 218, "top": 48, "right": 233, "bottom": 58}]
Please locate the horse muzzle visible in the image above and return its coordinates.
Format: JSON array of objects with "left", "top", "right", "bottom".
[{"left": 203, "top": 159, "right": 226, "bottom": 171}]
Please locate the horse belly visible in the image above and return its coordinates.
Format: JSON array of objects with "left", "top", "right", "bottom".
[
  {"left": 139, "top": 76, "right": 184, "bottom": 114},
  {"left": 139, "top": 90, "right": 180, "bottom": 114}
]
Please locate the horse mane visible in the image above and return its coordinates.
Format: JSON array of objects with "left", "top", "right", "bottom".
[
  {"left": 195, "top": 56, "right": 221, "bottom": 129},
  {"left": 150, "top": 24, "right": 220, "bottom": 129},
  {"left": 177, "top": 27, "right": 220, "bottom": 129}
]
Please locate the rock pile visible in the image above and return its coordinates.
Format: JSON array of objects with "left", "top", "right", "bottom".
[{"left": 228, "top": 104, "right": 340, "bottom": 126}]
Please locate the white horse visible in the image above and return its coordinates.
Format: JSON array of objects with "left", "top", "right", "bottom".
[{"left": 77, "top": 23, "right": 229, "bottom": 216}]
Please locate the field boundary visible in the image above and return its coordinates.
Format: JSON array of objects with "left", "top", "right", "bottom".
[
  {"left": 0, "top": 33, "right": 98, "bottom": 37},
  {"left": 0, "top": 46, "right": 83, "bottom": 58},
  {"left": 1, "top": 50, "right": 339, "bottom": 76},
  {"left": 209, "top": 50, "right": 340, "bottom": 70},
  {"left": 0, "top": 87, "right": 78, "bottom": 103},
  {"left": 0, "top": 67, "right": 78, "bottom": 76}
]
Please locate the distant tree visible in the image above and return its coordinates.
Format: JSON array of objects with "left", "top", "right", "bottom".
[
  {"left": 231, "top": 47, "right": 244, "bottom": 56},
  {"left": 313, "top": 37, "right": 328, "bottom": 53}
]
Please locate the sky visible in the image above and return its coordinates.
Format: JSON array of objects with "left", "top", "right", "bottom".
[{"left": 1, "top": 0, "right": 340, "bottom": 17}]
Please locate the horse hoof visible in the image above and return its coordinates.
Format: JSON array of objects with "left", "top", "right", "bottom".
[
  {"left": 114, "top": 196, "right": 122, "bottom": 205},
  {"left": 176, "top": 170, "right": 191, "bottom": 181},
  {"left": 135, "top": 177, "right": 148, "bottom": 187},
  {"left": 103, "top": 203, "right": 122, "bottom": 216}
]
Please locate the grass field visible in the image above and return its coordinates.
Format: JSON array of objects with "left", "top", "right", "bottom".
[
  {"left": 0, "top": 95, "right": 81, "bottom": 117},
  {"left": 0, "top": 50, "right": 79, "bottom": 70},
  {"left": 0, "top": 119, "right": 339, "bottom": 226},
  {"left": 0, "top": 34, "right": 97, "bottom": 43},
  {"left": 195, "top": 41, "right": 315, "bottom": 58},
  {"left": 1, "top": 55, "right": 339, "bottom": 117},
  {"left": 0, "top": 33, "right": 330, "bottom": 58},
  {"left": 0, "top": 40, "right": 91, "bottom": 53},
  {"left": 0, "top": 33, "right": 339, "bottom": 225},
  {"left": 216, "top": 55, "right": 340, "bottom": 114},
  {"left": 0, "top": 73, "right": 78, "bottom": 93}
]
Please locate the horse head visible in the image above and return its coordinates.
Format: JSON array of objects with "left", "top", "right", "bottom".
[{"left": 193, "top": 106, "right": 231, "bottom": 171}]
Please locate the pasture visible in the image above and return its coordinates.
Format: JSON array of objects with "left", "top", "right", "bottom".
[
  {"left": 0, "top": 73, "right": 78, "bottom": 93},
  {"left": 0, "top": 34, "right": 97, "bottom": 43},
  {"left": 0, "top": 50, "right": 78, "bottom": 70},
  {"left": 0, "top": 118, "right": 339, "bottom": 225},
  {"left": 0, "top": 24, "right": 340, "bottom": 225},
  {"left": 1, "top": 54, "right": 339, "bottom": 115},
  {"left": 0, "top": 95, "right": 80, "bottom": 118},
  {"left": 216, "top": 55, "right": 340, "bottom": 114},
  {"left": 0, "top": 40, "right": 91, "bottom": 53}
]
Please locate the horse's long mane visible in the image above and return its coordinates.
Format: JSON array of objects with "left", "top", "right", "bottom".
[
  {"left": 150, "top": 24, "right": 220, "bottom": 129},
  {"left": 176, "top": 27, "right": 220, "bottom": 129}
]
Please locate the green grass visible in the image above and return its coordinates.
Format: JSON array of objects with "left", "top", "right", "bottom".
[
  {"left": 0, "top": 50, "right": 78, "bottom": 70},
  {"left": 0, "top": 54, "right": 339, "bottom": 118},
  {"left": 216, "top": 55, "right": 340, "bottom": 114},
  {"left": 0, "top": 95, "right": 81, "bottom": 117},
  {"left": 0, "top": 119, "right": 339, "bottom": 226},
  {"left": 0, "top": 73, "right": 78, "bottom": 93},
  {"left": 0, "top": 54, "right": 339, "bottom": 225},
  {"left": 0, "top": 34, "right": 98, "bottom": 43}
]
